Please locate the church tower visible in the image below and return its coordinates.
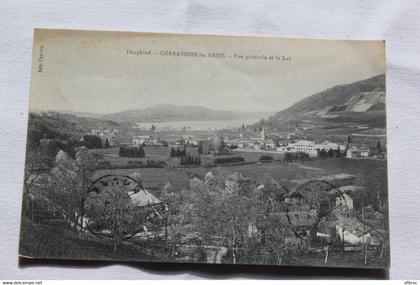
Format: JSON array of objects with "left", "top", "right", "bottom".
[{"left": 261, "top": 127, "right": 266, "bottom": 143}]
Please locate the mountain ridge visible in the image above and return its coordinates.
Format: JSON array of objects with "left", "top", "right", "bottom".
[
  {"left": 272, "top": 74, "right": 385, "bottom": 120},
  {"left": 101, "top": 104, "right": 270, "bottom": 122},
  {"left": 257, "top": 74, "right": 386, "bottom": 140}
]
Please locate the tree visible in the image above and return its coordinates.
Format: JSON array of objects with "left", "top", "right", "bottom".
[
  {"left": 23, "top": 147, "right": 50, "bottom": 219},
  {"left": 217, "top": 182, "right": 258, "bottom": 264},
  {"left": 49, "top": 148, "right": 97, "bottom": 234},
  {"left": 119, "top": 145, "right": 145, "bottom": 158},
  {"left": 160, "top": 186, "right": 195, "bottom": 257},
  {"left": 160, "top": 183, "right": 178, "bottom": 249},
  {"left": 24, "top": 147, "right": 48, "bottom": 196},
  {"left": 81, "top": 135, "right": 102, "bottom": 149},
  {"left": 85, "top": 183, "right": 139, "bottom": 252},
  {"left": 377, "top": 141, "right": 382, "bottom": 154},
  {"left": 255, "top": 214, "right": 288, "bottom": 265},
  {"left": 259, "top": 155, "right": 274, "bottom": 162},
  {"left": 218, "top": 139, "right": 226, "bottom": 154}
]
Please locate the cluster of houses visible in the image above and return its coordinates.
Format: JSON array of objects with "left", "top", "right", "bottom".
[
  {"left": 128, "top": 126, "right": 383, "bottom": 162},
  {"left": 275, "top": 140, "right": 346, "bottom": 158},
  {"left": 239, "top": 172, "right": 384, "bottom": 253},
  {"left": 284, "top": 173, "right": 383, "bottom": 251},
  {"left": 75, "top": 169, "right": 383, "bottom": 261}
]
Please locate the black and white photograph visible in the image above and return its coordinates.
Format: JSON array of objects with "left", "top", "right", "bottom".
[{"left": 19, "top": 29, "right": 389, "bottom": 269}]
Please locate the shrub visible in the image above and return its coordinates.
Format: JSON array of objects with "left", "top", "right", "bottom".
[
  {"left": 259, "top": 155, "right": 274, "bottom": 162},
  {"left": 180, "top": 155, "right": 201, "bottom": 166},
  {"left": 81, "top": 135, "right": 103, "bottom": 149},
  {"left": 119, "top": 145, "right": 145, "bottom": 158},
  {"left": 284, "top": 152, "right": 310, "bottom": 162},
  {"left": 213, "top": 156, "right": 245, "bottom": 164},
  {"left": 170, "top": 147, "right": 186, "bottom": 157}
]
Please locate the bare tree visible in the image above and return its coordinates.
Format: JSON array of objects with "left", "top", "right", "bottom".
[
  {"left": 49, "top": 148, "right": 97, "bottom": 234},
  {"left": 86, "top": 183, "right": 138, "bottom": 252}
]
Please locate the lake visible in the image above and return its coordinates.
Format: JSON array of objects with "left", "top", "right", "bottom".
[{"left": 136, "top": 118, "right": 261, "bottom": 131}]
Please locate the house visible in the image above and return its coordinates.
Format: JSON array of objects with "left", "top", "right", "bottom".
[
  {"left": 346, "top": 147, "right": 359, "bottom": 158},
  {"left": 346, "top": 145, "right": 372, "bottom": 158},
  {"left": 277, "top": 145, "right": 289, "bottom": 152},
  {"left": 360, "top": 146, "right": 371, "bottom": 157},
  {"left": 285, "top": 140, "right": 318, "bottom": 157},
  {"left": 335, "top": 185, "right": 365, "bottom": 215},
  {"left": 264, "top": 139, "right": 277, "bottom": 149},
  {"left": 335, "top": 218, "right": 377, "bottom": 246},
  {"left": 128, "top": 189, "right": 161, "bottom": 207},
  {"left": 83, "top": 173, "right": 163, "bottom": 234},
  {"left": 316, "top": 140, "right": 346, "bottom": 152},
  {"left": 288, "top": 140, "right": 316, "bottom": 153}
]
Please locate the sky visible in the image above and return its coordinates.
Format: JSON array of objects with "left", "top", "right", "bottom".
[{"left": 29, "top": 29, "right": 386, "bottom": 114}]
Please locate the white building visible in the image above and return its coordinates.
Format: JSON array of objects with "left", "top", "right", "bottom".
[
  {"left": 132, "top": 135, "right": 152, "bottom": 145},
  {"left": 287, "top": 140, "right": 318, "bottom": 157},
  {"left": 288, "top": 140, "right": 316, "bottom": 152},
  {"left": 265, "top": 140, "right": 276, "bottom": 149},
  {"left": 316, "top": 140, "right": 345, "bottom": 152},
  {"left": 336, "top": 218, "right": 377, "bottom": 246},
  {"left": 360, "top": 147, "right": 371, "bottom": 157},
  {"left": 346, "top": 146, "right": 371, "bottom": 158},
  {"left": 346, "top": 147, "right": 359, "bottom": 158}
]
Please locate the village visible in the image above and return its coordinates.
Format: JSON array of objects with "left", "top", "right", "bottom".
[
  {"left": 20, "top": 121, "right": 385, "bottom": 266},
  {"left": 88, "top": 122, "right": 387, "bottom": 165}
]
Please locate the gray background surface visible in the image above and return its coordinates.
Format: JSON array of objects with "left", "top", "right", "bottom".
[{"left": 1, "top": 0, "right": 419, "bottom": 280}]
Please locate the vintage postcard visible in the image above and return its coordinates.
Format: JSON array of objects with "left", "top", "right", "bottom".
[{"left": 20, "top": 29, "right": 389, "bottom": 268}]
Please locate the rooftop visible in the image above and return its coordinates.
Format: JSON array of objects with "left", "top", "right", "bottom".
[
  {"left": 318, "top": 173, "right": 356, "bottom": 181},
  {"left": 128, "top": 189, "right": 161, "bottom": 207},
  {"left": 336, "top": 218, "right": 371, "bottom": 237},
  {"left": 338, "top": 185, "right": 365, "bottom": 193},
  {"left": 292, "top": 140, "right": 315, "bottom": 145},
  {"left": 269, "top": 211, "right": 316, "bottom": 227}
]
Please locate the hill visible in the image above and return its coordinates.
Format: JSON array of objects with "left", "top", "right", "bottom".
[
  {"left": 273, "top": 74, "right": 385, "bottom": 118},
  {"left": 102, "top": 104, "right": 268, "bottom": 122},
  {"left": 259, "top": 74, "right": 386, "bottom": 142}
]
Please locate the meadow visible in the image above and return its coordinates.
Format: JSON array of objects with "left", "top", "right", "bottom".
[{"left": 94, "top": 157, "right": 387, "bottom": 202}]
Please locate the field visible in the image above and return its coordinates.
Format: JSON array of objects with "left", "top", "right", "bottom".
[
  {"left": 286, "top": 250, "right": 388, "bottom": 269},
  {"left": 94, "top": 158, "right": 387, "bottom": 201},
  {"left": 94, "top": 167, "right": 191, "bottom": 196},
  {"left": 92, "top": 146, "right": 172, "bottom": 164},
  {"left": 93, "top": 146, "right": 286, "bottom": 167},
  {"left": 19, "top": 218, "right": 157, "bottom": 262},
  {"left": 217, "top": 150, "right": 285, "bottom": 162}
]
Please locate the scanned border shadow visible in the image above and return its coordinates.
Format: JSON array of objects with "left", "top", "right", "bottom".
[{"left": 19, "top": 258, "right": 388, "bottom": 279}]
